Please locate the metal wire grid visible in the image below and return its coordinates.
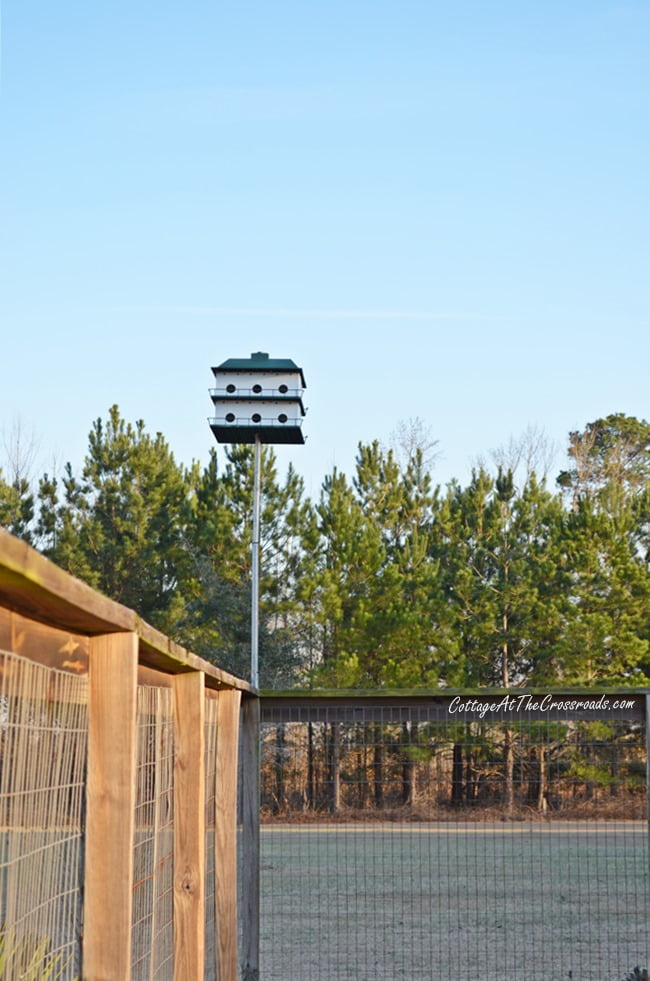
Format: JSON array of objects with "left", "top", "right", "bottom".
[
  {"left": 204, "top": 694, "right": 218, "bottom": 981},
  {"left": 259, "top": 709, "right": 650, "bottom": 981},
  {"left": 0, "top": 649, "right": 87, "bottom": 980},
  {"left": 132, "top": 684, "right": 175, "bottom": 980}
]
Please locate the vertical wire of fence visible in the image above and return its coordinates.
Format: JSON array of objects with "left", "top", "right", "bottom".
[
  {"left": 0, "top": 649, "right": 88, "bottom": 980},
  {"left": 131, "top": 684, "right": 175, "bottom": 980},
  {"left": 259, "top": 694, "right": 650, "bottom": 981}
]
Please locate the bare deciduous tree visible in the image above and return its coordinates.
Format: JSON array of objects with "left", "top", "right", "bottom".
[
  {"left": 475, "top": 424, "right": 556, "bottom": 487},
  {"left": 1, "top": 416, "right": 40, "bottom": 487},
  {"left": 388, "top": 416, "right": 440, "bottom": 473}
]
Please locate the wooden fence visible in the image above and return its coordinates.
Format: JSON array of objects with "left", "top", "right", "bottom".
[{"left": 0, "top": 527, "right": 257, "bottom": 981}]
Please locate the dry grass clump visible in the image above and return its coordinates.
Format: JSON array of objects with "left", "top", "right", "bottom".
[
  {"left": 261, "top": 795, "right": 646, "bottom": 824},
  {"left": 0, "top": 926, "right": 75, "bottom": 981}
]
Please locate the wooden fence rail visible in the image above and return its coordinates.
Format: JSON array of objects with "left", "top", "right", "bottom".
[{"left": 0, "top": 527, "right": 256, "bottom": 981}]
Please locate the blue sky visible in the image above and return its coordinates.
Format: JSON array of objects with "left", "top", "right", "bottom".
[{"left": 1, "top": 1, "right": 648, "bottom": 496}]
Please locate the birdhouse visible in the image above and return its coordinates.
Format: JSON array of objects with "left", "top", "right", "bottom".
[{"left": 209, "top": 351, "right": 307, "bottom": 444}]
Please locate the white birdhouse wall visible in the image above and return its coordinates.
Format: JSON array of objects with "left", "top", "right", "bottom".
[
  {"left": 212, "top": 370, "right": 303, "bottom": 397},
  {"left": 212, "top": 399, "right": 304, "bottom": 427}
]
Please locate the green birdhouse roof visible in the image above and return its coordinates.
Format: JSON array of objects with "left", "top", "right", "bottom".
[{"left": 212, "top": 351, "right": 306, "bottom": 388}]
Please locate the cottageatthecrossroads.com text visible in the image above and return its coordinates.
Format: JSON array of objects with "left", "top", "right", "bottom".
[{"left": 447, "top": 694, "right": 637, "bottom": 719}]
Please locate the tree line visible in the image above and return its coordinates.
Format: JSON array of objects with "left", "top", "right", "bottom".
[
  {"left": 1, "top": 405, "right": 649, "bottom": 690},
  {"left": 259, "top": 717, "right": 646, "bottom": 819}
]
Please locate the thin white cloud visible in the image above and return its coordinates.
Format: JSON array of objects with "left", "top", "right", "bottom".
[{"left": 112, "top": 305, "right": 500, "bottom": 321}]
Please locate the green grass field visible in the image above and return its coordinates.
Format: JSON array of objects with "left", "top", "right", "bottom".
[{"left": 259, "top": 822, "right": 650, "bottom": 981}]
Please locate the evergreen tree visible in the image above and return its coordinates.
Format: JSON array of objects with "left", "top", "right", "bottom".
[
  {"left": 180, "top": 443, "right": 312, "bottom": 687},
  {"left": 0, "top": 421, "right": 38, "bottom": 542},
  {"left": 435, "top": 467, "right": 564, "bottom": 688},
  {"left": 550, "top": 499, "right": 650, "bottom": 684},
  {"left": 554, "top": 414, "right": 650, "bottom": 683},
  {"left": 37, "top": 405, "right": 192, "bottom": 631},
  {"left": 0, "top": 469, "right": 34, "bottom": 542},
  {"left": 308, "top": 466, "right": 380, "bottom": 686},
  {"left": 310, "top": 442, "right": 451, "bottom": 688}
]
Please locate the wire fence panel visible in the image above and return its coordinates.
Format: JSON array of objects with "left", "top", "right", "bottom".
[
  {"left": 260, "top": 694, "right": 650, "bottom": 981},
  {"left": 0, "top": 649, "right": 87, "bottom": 980},
  {"left": 0, "top": 534, "right": 249, "bottom": 979},
  {"left": 132, "top": 685, "right": 175, "bottom": 981}
]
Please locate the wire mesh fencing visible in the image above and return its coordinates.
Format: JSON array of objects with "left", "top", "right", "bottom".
[
  {"left": 0, "top": 645, "right": 245, "bottom": 981},
  {"left": 0, "top": 533, "right": 250, "bottom": 979},
  {"left": 260, "top": 692, "right": 650, "bottom": 981},
  {"left": 132, "top": 684, "right": 175, "bottom": 980},
  {"left": 0, "top": 649, "right": 87, "bottom": 980}
]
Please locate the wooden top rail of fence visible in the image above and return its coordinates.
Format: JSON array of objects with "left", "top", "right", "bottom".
[{"left": 0, "top": 527, "right": 251, "bottom": 691}]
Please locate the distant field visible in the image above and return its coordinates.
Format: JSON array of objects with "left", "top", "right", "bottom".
[{"left": 259, "top": 822, "right": 650, "bottom": 981}]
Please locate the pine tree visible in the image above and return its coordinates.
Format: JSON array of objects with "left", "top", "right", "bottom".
[
  {"left": 309, "top": 442, "right": 451, "bottom": 688},
  {"left": 553, "top": 414, "right": 650, "bottom": 683},
  {"left": 0, "top": 469, "right": 34, "bottom": 542},
  {"left": 552, "top": 499, "right": 650, "bottom": 684},
  {"left": 435, "top": 467, "right": 563, "bottom": 688},
  {"left": 36, "top": 405, "right": 192, "bottom": 631},
  {"left": 180, "top": 443, "right": 312, "bottom": 687},
  {"left": 434, "top": 467, "right": 565, "bottom": 807}
]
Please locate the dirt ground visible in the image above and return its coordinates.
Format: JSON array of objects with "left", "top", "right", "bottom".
[{"left": 258, "top": 821, "right": 650, "bottom": 981}]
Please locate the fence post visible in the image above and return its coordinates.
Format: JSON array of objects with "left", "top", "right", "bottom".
[
  {"left": 215, "top": 688, "right": 242, "bottom": 980},
  {"left": 83, "top": 631, "right": 138, "bottom": 980},
  {"left": 174, "top": 671, "right": 206, "bottom": 981},
  {"left": 646, "top": 694, "right": 650, "bottom": 878},
  {"left": 240, "top": 694, "right": 260, "bottom": 981}
]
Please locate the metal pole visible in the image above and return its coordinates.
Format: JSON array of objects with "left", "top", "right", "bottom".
[
  {"left": 245, "top": 437, "right": 262, "bottom": 978},
  {"left": 251, "top": 435, "right": 262, "bottom": 690}
]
